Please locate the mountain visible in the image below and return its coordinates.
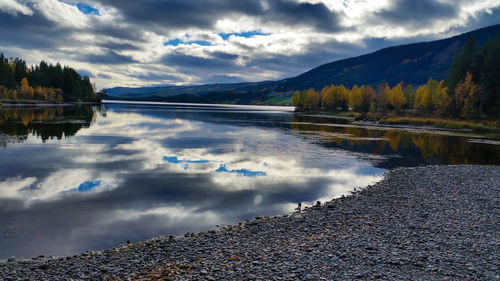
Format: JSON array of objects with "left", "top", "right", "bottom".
[{"left": 107, "top": 23, "right": 500, "bottom": 103}]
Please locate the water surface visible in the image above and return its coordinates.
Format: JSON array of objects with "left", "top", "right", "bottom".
[{"left": 0, "top": 102, "right": 498, "bottom": 259}]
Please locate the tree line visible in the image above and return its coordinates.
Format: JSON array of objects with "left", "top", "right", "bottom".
[
  {"left": 0, "top": 53, "right": 100, "bottom": 103},
  {"left": 292, "top": 35, "right": 500, "bottom": 120}
]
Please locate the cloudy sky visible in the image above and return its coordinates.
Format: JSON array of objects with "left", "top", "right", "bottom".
[{"left": 0, "top": 0, "right": 499, "bottom": 89}]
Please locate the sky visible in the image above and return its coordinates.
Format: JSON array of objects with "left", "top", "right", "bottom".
[{"left": 0, "top": 0, "right": 499, "bottom": 89}]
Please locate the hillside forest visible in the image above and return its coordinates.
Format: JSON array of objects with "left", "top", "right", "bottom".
[
  {"left": 0, "top": 54, "right": 100, "bottom": 103},
  {"left": 292, "top": 36, "right": 500, "bottom": 120}
]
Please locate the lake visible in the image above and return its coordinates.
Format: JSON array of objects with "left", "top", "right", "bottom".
[{"left": 0, "top": 101, "right": 499, "bottom": 259}]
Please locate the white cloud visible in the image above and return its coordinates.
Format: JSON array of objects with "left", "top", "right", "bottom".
[
  {"left": 0, "top": 0, "right": 33, "bottom": 16},
  {"left": 35, "top": 0, "right": 90, "bottom": 28}
]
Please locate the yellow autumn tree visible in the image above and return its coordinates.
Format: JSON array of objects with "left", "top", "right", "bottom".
[
  {"left": 19, "top": 77, "right": 34, "bottom": 99},
  {"left": 337, "top": 85, "right": 349, "bottom": 111},
  {"left": 388, "top": 83, "right": 406, "bottom": 111},
  {"left": 348, "top": 85, "right": 363, "bottom": 111},
  {"left": 35, "top": 86, "right": 48, "bottom": 100},
  {"left": 321, "top": 85, "right": 336, "bottom": 110},
  {"left": 292, "top": 91, "right": 302, "bottom": 108},
  {"left": 305, "top": 88, "right": 321, "bottom": 109},
  {"left": 415, "top": 85, "right": 432, "bottom": 111}
]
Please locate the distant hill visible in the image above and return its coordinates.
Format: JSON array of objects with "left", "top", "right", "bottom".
[
  {"left": 106, "top": 86, "right": 175, "bottom": 96},
  {"left": 107, "top": 23, "right": 500, "bottom": 104},
  {"left": 106, "top": 81, "right": 280, "bottom": 98}
]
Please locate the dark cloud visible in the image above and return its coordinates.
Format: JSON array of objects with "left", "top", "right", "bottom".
[
  {"left": 160, "top": 52, "right": 244, "bottom": 83},
  {"left": 98, "top": 41, "right": 141, "bottom": 51},
  {"left": 200, "top": 74, "right": 245, "bottom": 84},
  {"left": 89, "top": 23, "right": 147, "bottom": 42},
  {"left": 374, "top": 0, "right": 458, "bottom": 26},
  {"left": 210, "top": 51, "right": 239, "bottom": 60},
  {"left": 130, "top": 72, "right": 184, "bottom": 82},
  {"left": 162, "top": 52, "right": 238, "bottom": 70},
  {"left": 0, "top": 10, "right": 70, "bottom": 50},
  {"left": 92, "top": 0, "right": 342, "bottom": 32},
  {"left": 81, "top": 50, "right": 137, "bottom": 64},
  {"left": 97, "top": 73, "right": 112, "bottom": 79},
  {"left": 77, "top": 69, "right": 95, "bottom": 78},
  {"left": 266, "top": 0, "right": 342, "bottom": 32}
]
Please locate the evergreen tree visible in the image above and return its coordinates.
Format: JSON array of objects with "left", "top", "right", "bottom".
[
  {"left": 0, "top": 53, "right": 16, "bottom": 89},
  {"left": 447, "top": 37, "right": 477, "bottom": 93},
  {"left": 482, "top": 35, "right": 500, "bottom": 117}
]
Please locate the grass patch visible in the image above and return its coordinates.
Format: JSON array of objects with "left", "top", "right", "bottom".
[
  {"left": 337, "top": 111, "right": 362, "bottom": 119},
  {"left": 379, "top": 117, "right": 500, "bottom": 131},
  {"left": 265, "top": 96, "right": 292, "bottom": 106}
]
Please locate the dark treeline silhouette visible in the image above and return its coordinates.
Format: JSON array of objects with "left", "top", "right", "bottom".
[
  {"left": 447, "top": 36, "right": 500, "bottom": 118},
  {"left": 0, "top": 53, "right": 100, "bottom": 103},
  {"left": 292, "top": 35, "right": 500, "bottom": 120}
]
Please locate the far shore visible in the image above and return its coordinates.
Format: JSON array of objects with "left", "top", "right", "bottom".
[
  {"left": 0, "top": 100, "right": 101, "bottom": 107},
  {"left": 2, "top": 165, "right": 498, "bottom": 280}
]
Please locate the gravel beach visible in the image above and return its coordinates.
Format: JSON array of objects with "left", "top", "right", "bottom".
[{"left": 1, "top": 165, "right": 499, "bottom": 280}]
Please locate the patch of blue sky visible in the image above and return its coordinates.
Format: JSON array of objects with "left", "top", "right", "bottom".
[
  {"left": 75, "top": 2, "right": 99, "bottom": 15},
  {"left": 188, "top": 40, "right": 212, "bottom": 46},
  {"left": 164, "top": 39, "right": 183, "bottom": 47},
  {"left": 164, "top": 39, "right": 212, "bottom": 47},
  {"left": 68, "top": 180, "right": 102, "bottom": 193},
  {"left": 215, "top": 164, "right": 266, "bottom": 177},
  {"left": 219, "top": 31, "right": 270, "bottom": 41},
  {"left": 163, "top": 156, "right": 210, "bottom": 164}
]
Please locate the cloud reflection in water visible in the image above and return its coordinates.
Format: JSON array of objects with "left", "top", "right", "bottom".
[{"left": 0, "top": 104, "right": 384, "bottom": 258}]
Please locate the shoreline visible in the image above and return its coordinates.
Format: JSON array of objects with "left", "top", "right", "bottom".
[
  {"left": 294, "top": 110, "right": 500, "bottom": 132},
  {"left": 1, "top": 165, "right": 499, "bottom": 280}
]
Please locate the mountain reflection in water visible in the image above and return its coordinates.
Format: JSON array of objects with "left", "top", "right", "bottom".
[{"left": 0, "top": 103, "right": 498, "bottom": 259}]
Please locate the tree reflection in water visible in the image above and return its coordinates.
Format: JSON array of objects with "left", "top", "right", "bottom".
[
  {"left": 0, "top": 106, "right": 101, "bottom": 145},
  {"left": 290, "top": 114, "right": 500, "bottom": 166}
]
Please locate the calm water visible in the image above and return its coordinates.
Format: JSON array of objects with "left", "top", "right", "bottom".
[{"left": 0, "top": 101, "right": 499, "bottom": 259}]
